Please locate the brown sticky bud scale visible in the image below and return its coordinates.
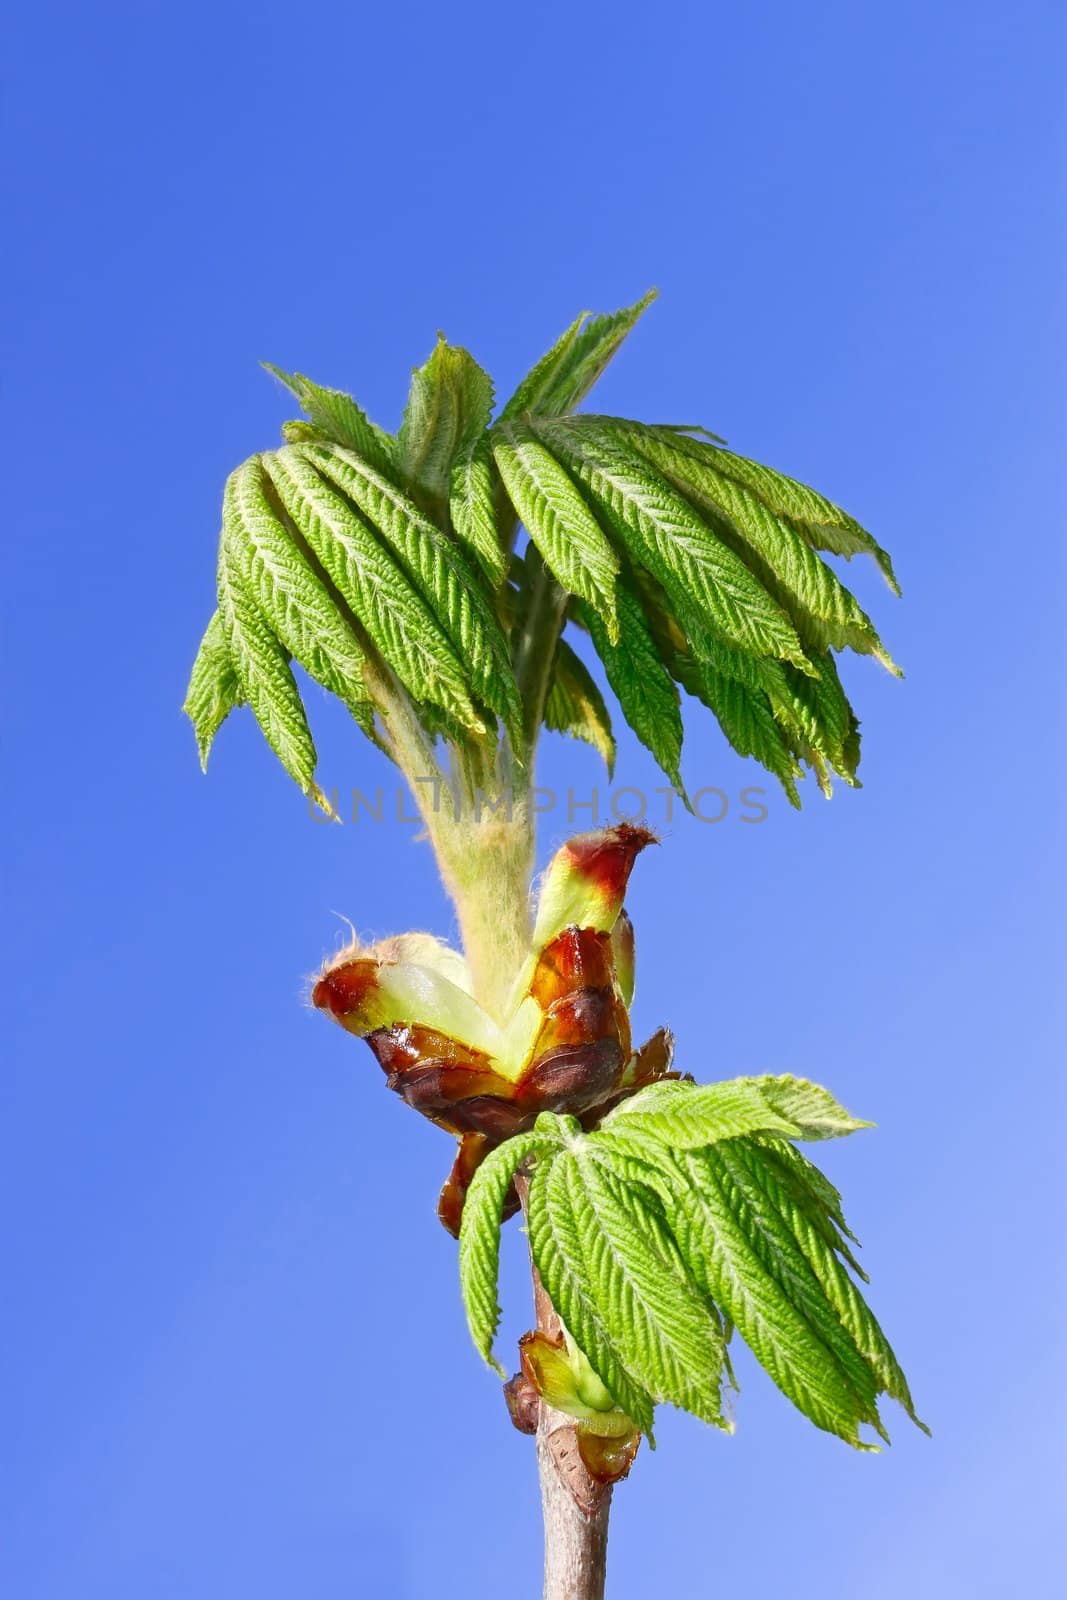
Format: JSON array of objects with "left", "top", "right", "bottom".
[{"left": 310, "top": 825, "right": 680, "bottom": 1232}]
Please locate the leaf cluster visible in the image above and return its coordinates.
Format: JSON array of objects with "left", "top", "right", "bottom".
[
  {"left": 185, "top": 294, "right": 900, "bottom": 805},
  {"left": 459, "top": 1076, "right": 925, "bottom": 1448}
]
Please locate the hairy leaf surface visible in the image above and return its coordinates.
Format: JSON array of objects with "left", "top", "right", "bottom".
[
  {"left": 493, "top": 422, "right": 620, "bottom": 637},
  {"left": 499, "top": 290, "right": 656, "bottom": 420},
  {"left": 535, "top": 420, "right": 810, "bottom": 670},
  {"left": 304, "top": 443, "right": 522, "bottom": 742},
  {"left": 263, "top": 364, "right": 396, "bottom": 478},
  {"left": 263, "top": 446, "right": 483, "bottom": 731},
  {"left": 183, "top": 611, "right": 244, "bottom": 769},
  {"left": 527, "top": 1143, "right": 657, "bottom": 1435},
  {"left": 399, "top": 338, "right": 495, "bottom": 505},
  {"left": 609, "top": 421, "right": 897, "bottom": 667},
  {"left": 224, "top": 456, "right": 374, "bottom": 726},
  {"left": 579, "top": 578, "right": 684, "bottom": 790},
  {"left": 216, "top": 527, "right": 327, "bottom": 807},
  {"left": 604, "top": 1075, "right": 869, "bottom": 1147}
]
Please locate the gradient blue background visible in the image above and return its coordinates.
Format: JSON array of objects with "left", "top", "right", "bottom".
[{"left": 5, "top": 2, "right": 1065, "bottom": 1595}]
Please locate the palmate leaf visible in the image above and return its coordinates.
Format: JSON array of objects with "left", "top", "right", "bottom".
[
  {"left": 493, "top": 421, "right": 621, "bottom": 638},
  {"left": 544, "top": 638, "right": 616, "bottom": 774},
  {"left": 458, "top": 1081, "right": 920, "bottom": 1451},
  {"left": 263, "top": 446, "right": 484, "bottom": 733},
  {"left": 191, "top": 296, "right": 900, "bottom": 807},
  {"left": 303, "top": 443, "right": 523, "bottom": 746},
  {"left": 183, "top": 610, "right": 244, "bottom": 770}
]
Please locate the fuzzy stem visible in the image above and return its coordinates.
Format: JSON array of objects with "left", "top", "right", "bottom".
[
  {"left": 435, "top": 804, "right": 534, "bottom": 1018},
  {"left": 374, "top": 567, "right": 613, "bottom": 1594}
]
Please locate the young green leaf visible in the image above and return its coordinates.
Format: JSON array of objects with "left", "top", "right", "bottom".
[
  {"left": 263, "top": 446, "right": 484, "bottom": 733},
  {"left": 304, "top": 443, "right": 522, "bottom": 745},
  {"left": 676, "top": 659, "right": 804, "bottom": 808},
  {"left": 500, "top": 290, "right": 657, "bottom": 420},
  {"left": 603, "top": 1075, "right": 870, "bottom": 1148},
  {"left": 669, "top": 1147, "right": 883, "bottom": 1446},
  {"left": 578, "top": 577, "right": 684, "bottom": 791},
  {"left": 755, "top": 1136, "right": 866, "bottom": 1269},
  {"left": 644, "top": 426, "right": 900, "bottom": 594},
  {"left": 559, "top": 1153, "right": 726, "bottom": 1426},
  {"left": 709, "top": 1141, "right": 885, "bottom": 1428},
  {"left": 544, "top": 638, "right": 616, "bottom": 775},
  {"left": 459, "top": 1129, "right": 560, "bottom": 1375},
  {"left": 263, "top": 363, "right": 397, "bottom": 479},
  {"left": 724, "top": 1140, "right": 926, "bottom": 1430},
  {"left": 526, "top": 1142, "right": 657, "bottom": 1436},
  {"left": 535, "top": 420, "right": 810, "bottom": 671},
  {"left": 767, "top": 653, "right": 862, "bottom": 787},
  {"left": 449, "top": 433, "right": 508, "bottom": 585},
  {"left": 611, "top": 421, "right": 898, "bottom": 669},
  {"left": 216, "top": 526, "right": 330, "bottom": 811},
  {"left": 183, "top": 610, "right": 244, "bottom": 770},
  {"left": 398, "top": 337, "right": 494, "bottom": 504},
  {"left": 224, "top": 456, "right": 374, "bottom": 727},
  {"left": 492, "top": 421, "right": 620, "bottom": 639}
]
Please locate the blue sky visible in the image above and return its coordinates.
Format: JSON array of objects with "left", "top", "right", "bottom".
[{"left": 4, "top": 2, "right": 1065, "bottom": 1595}]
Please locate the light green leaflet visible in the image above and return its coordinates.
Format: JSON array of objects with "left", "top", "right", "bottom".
[
  {"left": 578, "top": 578, "right": 684, "bottom": 792},
  {"left": 216, "top": 524, "right": 332, "bottom": 813},
  {"left": 533, "top": 418, "right": 810, "bottom": 671},
  {"left": 449, "top": 432, "right": 507, "bottom": 585},
  {"left": 183, "top": 610, "right": 243, "bottom": 770},
  {"left": 224, "top": 457, "right": 374, "bottom": 727},
  {"left": 674, "top": 657, "right": 805, "bottom": 808},
  {"left": 594, "top": 418, "right": 899, "bottom": 670},
  {"left": 396, "top": 337, "right": 507, "bottom": 582},
  {"left": 492, "top": 421, "right": 621, "bottom": 639},
  {"left": 399, "top": 338, "right": 491, "bottom": 501},
  {"left": 263, "top": 446, "right": 484, "bottom": 733},
  {"left": 458, "top": 1081, "right": 923, "bottom": 1451},
  {"left": 303, "top": 442, "right": 523, "bottom": 745},
  {"left": 500, "top": 290, "right": 657, "bottom": 420},
  {"left": 263, "top": 363, "right": 397, "bottom": 479},
  {"left": 602, "top": 1076, "right": 871, "bottom": 1146},
  {"left": 666, "top": 428, "right": 901, "bottom": 595}
]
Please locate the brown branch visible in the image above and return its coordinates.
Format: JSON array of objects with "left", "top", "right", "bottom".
[{"left": 515, "top": 1177, "right": 613, "bottom": 1600}]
